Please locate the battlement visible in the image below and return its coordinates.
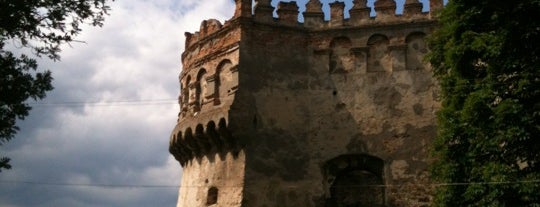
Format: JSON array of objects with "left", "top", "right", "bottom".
[
  {"left": 172, "top": 1, "right": 443, "bottom": 206},
  {"left": 184, "top": 0, "right": 443, "bottom": 47},
  {"left": 178, "top": 0, "right": 443, "bottom": 128}
]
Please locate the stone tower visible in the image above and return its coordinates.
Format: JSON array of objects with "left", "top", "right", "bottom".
[{"left": 169, "top": 0, "right": 443, "bottom": 206}]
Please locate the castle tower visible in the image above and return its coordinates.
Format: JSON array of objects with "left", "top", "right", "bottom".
[{"left": 170, "top": 0, "right": 442, "bottom": 206}]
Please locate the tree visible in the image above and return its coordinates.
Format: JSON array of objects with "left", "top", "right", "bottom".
[
  {"left": 0, "top": 0, "right": 113, "bottom": 171},
  {"left": 428, "top": 0, "right": 540, "bottom": 206}
]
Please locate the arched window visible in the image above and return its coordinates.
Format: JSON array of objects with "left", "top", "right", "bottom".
[
  {"left": 367, "top": 34, "right": 390, "bottom": 72},
  {"left": 182, "top": 75, "right": 191, "bottom": 114},
  {"left": 207, "top": 186, "right": 218, "bottom": 205},
  {"left": 215, "top": 60, "right": 233, "bottom": 105},
  {"left": 196, "top": 69, "right": 207, "bottom": 111},
  {"left": 406, "top": 32, "right": 428, "bottom": 70},
  {"left": 324, "top": 154, "right": 385, "bottom": 207},
  {"left": 329, "top": 36, "right": 353, "bottom": 73}
]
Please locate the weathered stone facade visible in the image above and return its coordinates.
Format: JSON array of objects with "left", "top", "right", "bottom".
[{"left": 169, "top": 0, "right": 443, "bottom": 206}]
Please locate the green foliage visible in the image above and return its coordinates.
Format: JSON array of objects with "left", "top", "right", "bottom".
[
  {"left": 0, "top": 0, "right": 112, "bottom": 171},
  {"left": 428, "top": 0, "right": 540, "bottom": 206},
  {"left": 0, "top": 0, "right": 111, "bottom": 59}
]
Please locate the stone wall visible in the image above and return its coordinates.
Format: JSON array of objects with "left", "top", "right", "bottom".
[
  {"left": 235, "top": 18, "right": 439, "bottom": 207},
  {"left": 170, "top": 0, "right": 444, "bottom": 206},
  {"left": 177, "top": 152, "right": 246, "bottom": 207},
  {"left": 170, "top": 14, "right": 245, "bottom": 207}
]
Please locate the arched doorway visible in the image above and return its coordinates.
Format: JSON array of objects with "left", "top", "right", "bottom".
[{"left": 323, "top": 154, "right": 385, "bottom": 207}]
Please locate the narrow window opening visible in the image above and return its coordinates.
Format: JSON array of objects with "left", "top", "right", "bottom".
[
  {"left": 207, "top": 186, "right": 218, "bottom": 205},
  {"left": 195, "top": 69, "right": 207, "bottom": 112}
]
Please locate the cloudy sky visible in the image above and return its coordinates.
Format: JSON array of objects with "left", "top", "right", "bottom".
[{"left": 0, "top": 0, "right": 436, "bottom": 206}]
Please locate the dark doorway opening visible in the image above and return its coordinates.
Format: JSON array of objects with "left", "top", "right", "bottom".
[{"left": 323, "top": 154, "right": 385, "bottom": 207}]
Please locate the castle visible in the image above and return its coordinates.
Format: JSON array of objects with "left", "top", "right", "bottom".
[{"left": 169, "top": 0, "right": 442, "bottom": 206}]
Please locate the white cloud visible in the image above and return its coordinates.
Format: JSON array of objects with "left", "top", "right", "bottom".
[
  {"left": 0, "top": 0, "right": 235, "bottom": 206},
  {"left": 0, "top": 0, "right": 446, "bottom": 206}
]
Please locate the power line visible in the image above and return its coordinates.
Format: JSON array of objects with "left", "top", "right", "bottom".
[
  {"left": 21, "top": 75, "right": 538, "bottom": 108},
  {"left": 1, "top": 179, "right": 539, "bottom": 189},
  {"left": 26, "top": 98, "right": 179, "bottom": 107},
  {"left": 0, "top": 180, "right": 179, "bottom": 188}
]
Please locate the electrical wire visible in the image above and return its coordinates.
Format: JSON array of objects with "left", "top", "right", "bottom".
[
  {"left": 1, "top": 179, "right": 539, "bottom": 189},
  {"left": 21, "top": 72, "right": 538, "bottom": 108},
  {"left": 0, "top": 180, "right": 179, "bottom": 188},
  {"left": 26, "top": 99, "right": 179, "bottom": 107}
]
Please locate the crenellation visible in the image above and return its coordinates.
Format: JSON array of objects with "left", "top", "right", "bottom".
[
  {"left": 306, "top": 0, "right": 323, "bottom": 12},
  {"left": 184, "top": 43, "right": 239, "bottom": 74},
  {"left": 184, "top": 31, "right": 200, "bottom": 48},
  {"left": 352, "top": 0, "right": 369, "bottom": 9},
  {"left": 171, "top": 1, "right": 444, "bottom": 206},
  {"left": 404, "top": 0, "right": 424, "bottom": 17},
  {"left": 430, "top": 0, "right": 444, "bottom": 14},
  {"left": 349, "top": 0, "right": 372, "bottom": 25},
  {"left": 303, "top": 0, "right": 324, "bottom": 27},
  {"left": 199, "top": 19, "right": 223, "bottom": 38},
  {"left": 374, "top": 0, "right": 398, "bottom": 21},
  {"left": 255, "top": 0, "right": 271, "bottom": 5},
  {"left": 181, "top": 21, "right": 240, "bottom": 73},
  {"left": 184, "top": 1, "right": 437, "bottom": 48},
  {"left": 329, "top": 1, "right": 346, "bottom": 26},
  {"left": 184, "top": 32, "right": 192, "bottom": 48},
  {"left": 276, "top": 2, "right": 300, "bottom": 26},
  {"left": 375, "top": 0, "right": 397, "bottom": 7},
  {"left": 254, "top": 0, "right": 275, "bottom": 23},
  {"left": 234, "top": 0, "right": 252, "bottom": 18}
]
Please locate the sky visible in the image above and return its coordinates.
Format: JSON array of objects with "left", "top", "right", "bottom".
[{"left": 0, "top": 0, "right": 437, "bottom": 206}]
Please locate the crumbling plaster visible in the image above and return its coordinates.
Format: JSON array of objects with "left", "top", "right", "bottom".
[{"left": 170, "top": 0, "right": 443, "bottom": 206}]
